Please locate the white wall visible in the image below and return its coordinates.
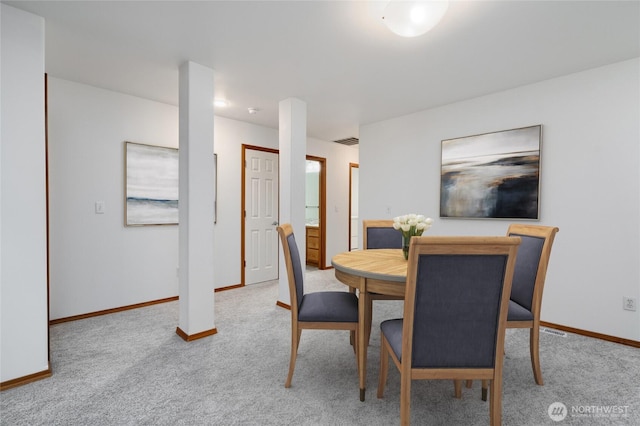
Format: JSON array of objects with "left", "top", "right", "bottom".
[
  {"left": 48, "top": 78, "right": 357, "bottom": 319},
  {"left": 0, "top": 5, "right": 49, "bottom": 382},
  {"left": 48, "top": 78, "right": 180, "bottom": 320},
  {"left": 359, "top": 58, "right": 640, "bottom": 341}
]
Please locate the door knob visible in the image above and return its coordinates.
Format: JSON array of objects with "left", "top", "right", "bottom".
[{"left": 272, "top": 221, "right": 279, "bottom": 226}]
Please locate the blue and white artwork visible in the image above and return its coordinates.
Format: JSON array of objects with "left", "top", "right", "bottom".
[
  {"left": 126, "top": 142, "right": 179, "bottom": 225},
  {"left": 440, "top": 125, "right": 541, "bottom": 219}
]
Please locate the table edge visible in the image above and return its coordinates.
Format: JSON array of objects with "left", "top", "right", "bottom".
[{"left": 331, "top": 260, "right": 406, "bottom": 283}]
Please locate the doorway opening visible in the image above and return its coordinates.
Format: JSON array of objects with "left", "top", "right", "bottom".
[
  {"left": 241, "top": 147, "right": 328, "bottom": 285},
  {"left": 305, "top": 155, "right": 326, "bottom": 269},
  {"left": 241, "top": 145, "right": 280, "bottom": 286}
]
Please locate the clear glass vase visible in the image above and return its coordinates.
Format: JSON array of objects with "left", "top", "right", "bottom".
[{"left": 402, "top": 235, "right": 411, "bottom": 260}]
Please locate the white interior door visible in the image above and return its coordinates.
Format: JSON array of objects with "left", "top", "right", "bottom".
[{"left": 245, "top": 149, "right": 279, "bottom": 285}]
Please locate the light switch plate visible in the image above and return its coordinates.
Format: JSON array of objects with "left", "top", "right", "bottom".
[{"left": 95, "top": 201, "right": 105, "bottom": 214}]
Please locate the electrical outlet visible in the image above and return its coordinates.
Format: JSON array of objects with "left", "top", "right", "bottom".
[{"left": 623, "top": 297, "right": 637, "bottom": 312}]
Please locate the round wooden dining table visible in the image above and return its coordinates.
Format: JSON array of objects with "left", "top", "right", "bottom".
[{"left": 331, "top": 249, "right": 408, "bottom": 401}]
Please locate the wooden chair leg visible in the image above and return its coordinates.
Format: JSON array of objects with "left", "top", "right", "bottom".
[
  {"left": 353, "top": 329, "right": 359, "bottom": 373},
  {"left": 465, "top": 380, "right": 473, "bottom": 388},
  {"left": 489, "top": 378, "right": 501, "bottom": 426},
  {"left": 454, "top": 380, "right": 462, "bottom": 398},
  {"left": 530, "top": 326, "right": 544, "bottom": 385},
  {"left": 285, "top": 327, "right": 300, "bottom": 388},
  {"left": 348, "top": 288, "right": 357, "bottom": 345},
  {"left": 482, "top": 380, "right": 489, "bottom": 401},
  {"left": 377, "top": 334, "right": 389, "bottom": 398},
  {"left": 400, "top": 366, "right": 412, "bottom": 426}
]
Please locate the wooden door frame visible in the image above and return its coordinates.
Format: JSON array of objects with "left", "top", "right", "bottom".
[
  {"left": 348, "top": 162, "right": 359, "bottom": 251},
  {"left": 306, "top": 155, "right": 327, "bottom": 269},
  {"left": 241, "top": 144, "right": 279, "bottom": 286}
]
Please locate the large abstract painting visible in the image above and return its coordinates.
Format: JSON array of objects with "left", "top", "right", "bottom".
[
  {"left": 440, "top": 125, "right": 541, "bottom": 219},
  {"left": 125, "top": 142, "right": 179, "bottom": 225}
]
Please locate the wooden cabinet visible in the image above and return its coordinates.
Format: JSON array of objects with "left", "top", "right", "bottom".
[{"left": 306, "top": 226, "right": 320, "bottom": 267}]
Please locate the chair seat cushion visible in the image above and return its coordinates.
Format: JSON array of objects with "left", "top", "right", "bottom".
[
  {"left": 298, "top": 291, "right": 358, "bottom": 323},
  {"left": 381, "top": 319, "right": 404, "bottom": 361},
  {"left": 508, "top": 300, "right": 534, "bottom": 322}
]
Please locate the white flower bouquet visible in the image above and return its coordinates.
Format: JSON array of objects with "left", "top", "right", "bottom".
[{"left": 392, "top": 214, "right": 433, "bottom": 259}]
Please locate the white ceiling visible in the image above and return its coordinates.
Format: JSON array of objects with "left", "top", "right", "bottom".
[{"left": 4, "top": 0, "right": 640, "bottom": 142}]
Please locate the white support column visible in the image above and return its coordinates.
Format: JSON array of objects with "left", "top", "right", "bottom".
[
  {"left": 278, "top": 98, "right": 307, "bottom": 305},
  {"left": 1, "top": 4, "right": 49, "bottom": 384},
  {"left": 177, "top": 61, "right": 216, "bottom": 340}
]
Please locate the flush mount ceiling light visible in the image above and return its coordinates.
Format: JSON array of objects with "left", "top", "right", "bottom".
[{"left": 382, "top": 0, "right": 449, "bottom": 38}]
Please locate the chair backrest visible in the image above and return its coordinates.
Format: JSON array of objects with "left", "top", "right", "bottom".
[
  {"left": 507, "top": 224, "right": 559, "bottom": 315},
  {"left": 403, "top": 236, "right": 520, "bottom": 369},
  {"left": 363, "top": 220, "right": 402, "bottom": 249},
  {"left": 277, "top": 224, "right": 304, "bottom": 313}
]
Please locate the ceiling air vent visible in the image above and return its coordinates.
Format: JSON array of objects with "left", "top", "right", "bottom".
[{"left": 333, "top": 137, "right": 359, "bottom": 146}]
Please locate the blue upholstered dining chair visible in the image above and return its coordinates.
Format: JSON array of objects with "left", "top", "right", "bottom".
[
  {"left": 473, "top": 224, "right": 559, "bottom": 400},
  {"left": 363, "top": 219, "right": 403, "bottom": 250},
  {"left": 362, "top": 220, "right": 404, "bottom": 343},
  {"left": 276, "top": 224, "right": 359, "bottom": 390},
  {"left": 377, "top": 236, "right": 521, "bottom": 426},
  {"left": 506, "top": 224, "right": 559, "bottom": 383}
]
